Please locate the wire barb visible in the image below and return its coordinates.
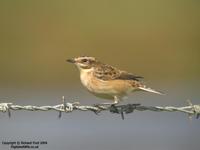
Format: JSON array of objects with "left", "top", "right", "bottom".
[
  {"left": 187, "top": 100, "right": 200, "bottom": 119},
  {"left": 0, "top": 99, "right": 199, "bottom": 120},
  {"left": 0, "top": 103, "right": 12, "bottom": 117}
]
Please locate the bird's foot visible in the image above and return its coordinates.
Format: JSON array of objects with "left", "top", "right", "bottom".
[{"left": 93, "top": 102, "right": 118, "bottom": 110}]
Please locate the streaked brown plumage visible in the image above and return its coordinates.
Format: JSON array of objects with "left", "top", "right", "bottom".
[
  {"left": 67, "top": 56, "right": 163, "bottom": 104},
  {"left": 94, "top": 63, "right": 143, "bottom": 81}
]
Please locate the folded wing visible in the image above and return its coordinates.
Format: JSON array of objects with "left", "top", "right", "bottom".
[{"left": 94, "top": 63, "right": 143, "bottom": 81}]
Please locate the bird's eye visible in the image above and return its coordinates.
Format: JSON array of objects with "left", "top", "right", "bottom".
[{"left": 82, "top": 59, "right": 88, "bottom": 63}]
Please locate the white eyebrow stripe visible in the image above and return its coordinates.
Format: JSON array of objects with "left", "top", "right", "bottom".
[{"left": 78, "top": 56, "right": 96, "bottom": 61}]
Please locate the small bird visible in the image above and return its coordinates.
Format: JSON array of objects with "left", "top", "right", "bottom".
[{"left": 67, "top": 56, "right": 163, "bottom": 105}]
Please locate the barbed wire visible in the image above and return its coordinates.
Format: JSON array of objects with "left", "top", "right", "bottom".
[{"left": 0, "top": 96, "right": 199, "bottom": 119}]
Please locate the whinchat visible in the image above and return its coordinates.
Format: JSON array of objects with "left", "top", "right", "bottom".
[{"left": 67, "top": 56, "right": 163, "bottom": 105}]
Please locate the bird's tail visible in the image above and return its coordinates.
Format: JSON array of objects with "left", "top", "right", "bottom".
[{"left": 138, "top": 85, "right": 164, "bottom": 95}]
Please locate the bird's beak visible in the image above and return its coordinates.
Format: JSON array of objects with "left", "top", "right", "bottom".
[{"left": 66, "top": 58, "right": 76, "bottom": 63}]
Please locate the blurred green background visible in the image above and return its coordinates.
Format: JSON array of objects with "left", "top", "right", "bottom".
[
  {"left": 0, "top": 0, "right": 199, "bottom": 88},
  {"left": 0, "top": 1, "right": 200, "bottom": 150}
]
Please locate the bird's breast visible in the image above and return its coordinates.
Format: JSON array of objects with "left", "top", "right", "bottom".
[
  {"left": 80, "top": 69, "right": 113, "bottom": 93},
  {"left": 80, "top": 69, "right": 134, "bottom": 97}
]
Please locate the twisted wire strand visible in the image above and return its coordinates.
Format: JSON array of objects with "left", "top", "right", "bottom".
[{"left": 0, "top": 98, "right": 199, "bottom": 119}]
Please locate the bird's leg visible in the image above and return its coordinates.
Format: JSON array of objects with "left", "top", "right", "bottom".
[
  {"left": 99, "top": 96, "right": 120, "bottom": 105},
  {"left": 113, "top": 96, "right": 120, "bottom": 104}
]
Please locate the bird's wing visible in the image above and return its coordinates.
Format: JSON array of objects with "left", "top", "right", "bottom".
[
  {"left": 116, "top": 71, "right": 143, "bottom": 81},
  {"left": 94, "top": 64, "right": 143, "bottom": 81}
]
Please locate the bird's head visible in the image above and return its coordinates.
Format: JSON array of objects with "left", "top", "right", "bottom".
[{"left": 67, "top": 56, "right": 98, "bottom": 70}]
